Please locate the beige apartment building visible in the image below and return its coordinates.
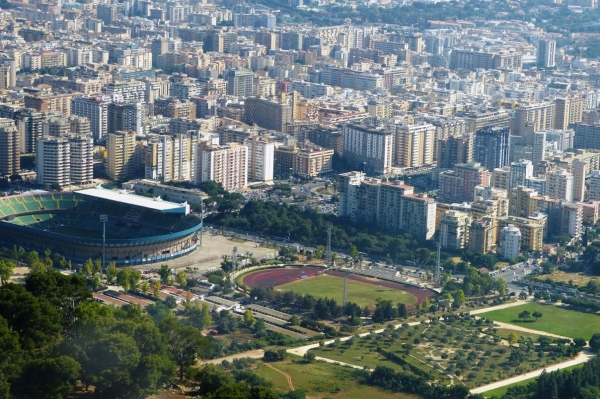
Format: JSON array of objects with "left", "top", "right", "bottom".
[
  {"left": 196, "top": 142, "right": 247, "bottom": 191},
  {"left": 107, "top": 130, "right": 136, "bottom": 181}
]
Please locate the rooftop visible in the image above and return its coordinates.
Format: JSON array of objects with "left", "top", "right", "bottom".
[{"left": 77, "top": 186, "right": 190, "bottom": 214}]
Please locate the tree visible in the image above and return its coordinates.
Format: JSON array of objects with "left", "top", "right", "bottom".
[
  {"left": 590, "top": 333, "right": 600, "bottom": 352},
  {"left": 117, "top": 268, "right": 133, "bottom": 291},
  {"left": 495, "top": 277, "right": 508, "bottom": 296},
  {"left": 188, "top": 302, "right": 212, "bottom": 329},
  {"left": 519, "top": 291, "right": 528, "bottom": 300},
  {"left": 508, "top": 333, "right": 519, "bottom": 347},
  {"left": 152, "top": 280, "right": 161, "bottom": 298},
  {"left": 421, "top": 297, "right": 431, "bottom": 311},
  {"left": 141, "top": 280, "right": 149, "bottom": 295},
  {"left": 221, "top": 258, "right": 235, "bottom": 274},
  {"left": 15, "top": 356, "right": 81, "bottom": 399},
  {"left": 106, "top": 262, "right": 118, "bottom": 284},
  {"left": 453, "top": 290, "right": 466, "bottom": 307},
  {"left": 532, "top": 311, "right": 543, "bottom": 321},
  {"left": 398, "top": 303, "right": 408, "bottom": 318},
  {"left": 165, "top": 295, "right": 177, "bottom": 309},
  {"left": 303, "top": 351, "right": 316, "bottom": 363},
  {"left": 176, "top": 270, "right": 187, "bottom": 287},
  {"left": 0, "top": 315, "right": 23, "bottom": 395},
  {"left": 518, "top": 310, "right": 531, "bottom": 321},
  {"left": 159, "top": 317, "right": 210, "bottom": 380},
  {"left": 243, "top": 309, "right": 255, "bottom": 327},
  {"left": 0, "top": 260, "right": 15, "bottom": 285},
  {"left": 158, "top": 265, "right": 171, "bottom": 284},
  {"left": 349, "top": 245, "right": 359, "bottom": 261},
  {"left": 82, "top": 259, "right": 93, "bottom": 278}
]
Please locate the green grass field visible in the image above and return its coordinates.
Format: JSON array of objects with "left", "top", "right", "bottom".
[
  {"left": 480, "top": 302, "right": 600, "bottom": 338},
  {"left": 254, "top": 360, "right": 417, "bottom": 399},
  {"left": 277, "top": 274, "right": 418, "bottom": 308},
  {"left": 482, "top": 363, "right": 585, "bottom": 398}
]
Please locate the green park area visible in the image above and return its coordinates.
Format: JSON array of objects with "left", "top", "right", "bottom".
[
  {"left": 254, "top": 360, "right": 417, "bottom": 399},
  {"left": 277, "top": 274, "right": 418, "bottom": 309},
  {"left": 479, "top": 302, "right": 600, "bottom": 338},
  {"left": 307, "top": 314, "right": 578, "bottom": 389}
]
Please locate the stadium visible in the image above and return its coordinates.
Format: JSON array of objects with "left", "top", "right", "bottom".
[{"left": 0, "top": 186, "right": 202, "bottom": 265}]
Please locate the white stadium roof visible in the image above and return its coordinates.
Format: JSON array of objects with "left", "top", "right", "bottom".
[{"left": 77, "top": 186, "right": 190, "bottom": 214}]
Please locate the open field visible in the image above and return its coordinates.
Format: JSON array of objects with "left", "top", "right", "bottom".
[
  {"left": 481, "top": 363, "right": 585, "bottom": 398},
  {"left": 479, "top": 302, "right": 600, "bottom": 338},
  {"left": 537, "top": 271, "right": 600, "bottom": 286},
  {"left": 253, "top": 360, "right": 417, "bottom": 399},
  {"left": 278, "top": 274, "right": 418, "bottom": 309},
  {"left": 242, "top": 267, "right": 432, "bottom": 308},
  {"left": 308, "top": 315, "right": 575, "bottom": 389}
]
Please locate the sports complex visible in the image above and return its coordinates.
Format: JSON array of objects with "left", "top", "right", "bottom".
[
  {"left": 0, "top": 186, "right": 202, "bottom": 265},
  {"left": 242, "top": 266, "right": 435, "bottom": 309}
]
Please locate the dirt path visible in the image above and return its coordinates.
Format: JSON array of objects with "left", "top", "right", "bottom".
[
  {"left": 265, "top": 363, "right": 295, "bottom": 390},
  {"left": 487, "top": 320, "right": 569, "bottom": 339},
  {"left": 469, "top": 299, "right": 529, "bottom": 315},
  {"left": 199, "top": 349, "right": 265, "bottom": 365},
  {"left": 471, "top": 349, "right": 596, "bottom": 394}
]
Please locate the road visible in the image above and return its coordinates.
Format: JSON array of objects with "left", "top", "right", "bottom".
[
  {"left": 470, "top": 349, "right": 596, "bottom": 394},
  {"left": 199, "top": 349, "right": 265, "bottom": 365}
]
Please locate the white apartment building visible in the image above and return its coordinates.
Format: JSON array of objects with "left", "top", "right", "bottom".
[
  {"left": 289, "top": 81, "right": 333, "bottom": 99},
  {"left": 439, "top": 210, "right": 471, "bottom": 250},
  {"left": 103, "top": 81, "right": 147, "bottom": 104},
  {"left": 342, "top": 124, "right": 393, "bottom": 175},
  {"left": 69, "top": 135, "right": 94, "bottom": 185},
  {"left": 145, "top": 133, "right": 196, "bottom": 182},
  {"left": 338, "top": 172, "right": 436, "bottom": 240},
  {"left": 509, "top": 159, "right": 533, "bottom": 189},
  {"left": 36, "top": 136, "right": 71, "bottom": 187},
  {"left": 500, "top": 224, "right": 521, "bottom": 260},
  {"left": 196, "top": 142, "right": 248, "bottom": 191},
  {"left": 547, "top": 168, "right": 574, "bottom": 201},
  {"left": 244, "top": 135, "right": 274, "bottom": 182},
  {"left": 67, "top": 48, "right": 93, "bottom": 67},
  {"left": 71, "top": 97, "right": 108, "bottom": 141}
]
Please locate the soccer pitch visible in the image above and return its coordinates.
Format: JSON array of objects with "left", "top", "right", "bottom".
[{"left": 277, "top": 274, "right": 418, "bottom": 308}]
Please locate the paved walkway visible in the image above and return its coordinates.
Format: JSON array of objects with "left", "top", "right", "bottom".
[{"left": 471, "top": 349, "right": 596, "bottom": 394}]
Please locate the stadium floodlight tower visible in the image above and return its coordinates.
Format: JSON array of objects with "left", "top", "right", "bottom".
[{"left": 100, "top": 214, "right": 108, "bottom": 272}]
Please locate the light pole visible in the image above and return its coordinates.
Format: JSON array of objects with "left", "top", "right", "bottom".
[{"left": 100, "top": 215, "right": 107, "bottom": 272}]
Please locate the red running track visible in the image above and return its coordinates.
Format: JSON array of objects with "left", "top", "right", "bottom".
[{"left": 242, "top": 267, "right": 435, "bottom": 305}]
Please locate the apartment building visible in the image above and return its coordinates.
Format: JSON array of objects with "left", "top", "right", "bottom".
[
  {"left": 474, "top": 127, "right": 510, "bottom": 171},
  {"left": 244, "top": 96, "right": 294, "bottom": 132},
  {"left": 554, "top": 96, "right": 584, "bottom": 131},
  {"left": 342, "top": 124, "right": 393, "bottom": 175},
  {"left": 69, "top": 135, "right": 94, "bottom": 185},
  {"left": 196, "top": 142, "right": 248, "bottom": 191},
  {"left": 439, "top": 162, "right": 489, "bottom": 203},
  {"left": 497, "top": 216, "right": 544, "bottom": 251},
  {"left": 439, "top": 210, "right": 471, "bottom": 250},
  {"left": 107, "top": 131, "right": 137, "bottom": 181},
  {"left": 394, "top": 123, "right": 435, "bottom": 167},
  {"left": 468, "top": 217, "right": 497, "bottom": 254},
  {"left": 0, "top": 118, "right": 19, "bottom": 175},
  {"left": 513, "top": 102, "right": 555, "bottom": 136},
  {"left": 244, "top": 135, "right": 274, "bottom": 182},
  {"left": 509, "top": 159, "right": 534, "bottom": 190},
  {"left": 36, "top": 136, "right": 71, "bottom": 187},
  {"left": 71, "top": 97, "right": 108, "bottom": 142},
  {"left": 546, "top": 168, "right": 574, "bottom": 201},
  {"left": 499, "top": 224, "right": 521, "bottom": 260},
  {"left": 24, "top": 93, "right": 74, "bottom": 116},
  {"left": 436, "top": 134, "right": 473, "bottom": 168},
  {"left": 338, "top": 173, "right": 436, "bottom": 240}
]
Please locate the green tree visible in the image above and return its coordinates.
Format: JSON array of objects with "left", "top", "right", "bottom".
[
  {"left": 518, "top": 310, "right": 531, "bottom": 321},
  {"left": 532, "top": 311, "right": 543, "bottom": 321},
  {"left": 176, "top": 270, "right": 187, "bottom": 287},
  {"left": 243, "top": 309, "right": 255, "bottom": 326},
  {"left": 0, "top": 315, "right": 23, "bottom": 396},
  {"left": 92, "top": 259, "right": 102, "bottom": 276},
  {"left": 117, "top": 268, "right": 133, "bottom": 291},
  {"left": 15, "top": 356, "right": 81, "bottom": 398},
  {"left": 220, "top": 258, "right": 235, "bottom": 274},
  {"left": 82, "top": 258, "right": 93, "bottom": 278},
  {"left": 188, "top": 302, "right": 212, "bottom": 329},
  {"left": 106, "top": 262, "right": 118, "bottom": 284},
  {"left": 141, "top": 280, "right": 149, "bottom": 295},
  {"left": 0, "top": 260, "right": 15, "bottom": 285},
  {"left": 158, "top": 265, "right": 171, "bottom": 284},
  {"left": 453, "top": 290, "right": 466, "bottom": 307},
  {"left": 304, "top": 351, "right": 316, "bottom": 363},
  {"left": 496, "top": 277, "right": 508, "bottom": 296},
  {"left": 152, "top": 280, "right": 161, "bottom": 298},
  {"left": 159, "top": 317, "right": 210, "bottom": 380},
  {"left": 589, "top": 333, "right": 600, "bottom": 352},
  {"left": 508, "top": 332, "right": 519, "bottom": 347},
  {"left": 349, "top": 245, "right": 359, "bottom": 261},
  {"left": 421, "top": 297, "right": 431, "bottom": 311}
]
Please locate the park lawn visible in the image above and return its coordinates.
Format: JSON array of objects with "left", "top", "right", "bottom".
[
  {"left": 277, "top": 274, "right": 418, "bottom": 309},
  {"left": 479, "top": 302, "right": 600, "bottom": 338},
  {"left": 481, "top": 363, "right": 585, "bottom": 398},
  {"left": 254, "top": 360, "right": 417, "bottom": 399}
]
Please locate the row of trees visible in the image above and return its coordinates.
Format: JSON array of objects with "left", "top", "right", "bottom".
[{"left": 504, "top": 355, "right": 600, "bottom": 399}]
